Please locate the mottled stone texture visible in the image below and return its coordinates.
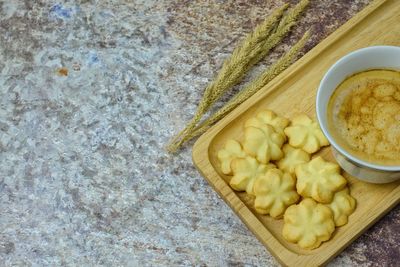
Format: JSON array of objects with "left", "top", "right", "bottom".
[{"left": 0, "top": 0, "right": 398, "bottom": 266}]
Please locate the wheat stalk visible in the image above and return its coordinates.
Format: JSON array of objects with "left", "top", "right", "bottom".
[
  {"left": 248, "top": 0, "right": 309, "bottom": 68},
  {"left": 167, "top": 0, "right": 309, "bottom": 153},
  {"left": 167, "top": 4, "right": 288, "bottom": 152},
  {"left": 177, "top": 30, "right": 311, "bottom": 146}
]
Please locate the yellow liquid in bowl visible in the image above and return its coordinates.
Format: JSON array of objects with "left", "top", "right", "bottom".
[{"left": 327, "top": 69, "right": 400, "bottom": 166}]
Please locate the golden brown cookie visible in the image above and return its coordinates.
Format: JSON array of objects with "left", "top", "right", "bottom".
[
  {"left": 243, "top": 125, "right": 284, "bottom": 164},
  {"left": 276, "top": 144, "right": 310, "bottom": 174},
  {"left": 284, "top": 114, "right": 329, "bottom": 153},
  {"left": 295, "top": 157, "right": 347, "bottom": 203},
  {"left": 253, "top": 169, "right": 300, "bottom": 218},
  {"left": 217, "top": 139, "right": 247, "bottom": 175},
  {"left": 283, "top": 198, "right": 335, "bottom": 249},
  {"left": 326, "top": 187, "right": 356, "bottom": 226},
  {"left": 230, "top": 156, "right": 275, "bottom": 195},
  {"left": 245, "top": 110, "right": 289, "bottom": 138}
]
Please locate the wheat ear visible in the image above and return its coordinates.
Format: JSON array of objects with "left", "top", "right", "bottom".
[
  {"left": 248, "top": 0, "right": 309, "bottom": 68},
  {"left": 167, "top": 4, "right": 288, "bottom": 152},
  {"left": 179, "top": 30, "right": 311, "bottom": 144}
]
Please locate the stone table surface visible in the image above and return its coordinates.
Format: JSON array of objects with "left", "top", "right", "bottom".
[{"left": 0, "top": 0, "right": 399, "bottom": 266}]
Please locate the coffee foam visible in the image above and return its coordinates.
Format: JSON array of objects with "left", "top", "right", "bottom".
[{"left": 328, "top": 70, "right": 400, "bottom": 166}]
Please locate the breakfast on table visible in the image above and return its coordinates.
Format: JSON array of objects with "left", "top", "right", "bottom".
[{"left": 216, "top": 66, "right": 400, "bottom": 249}]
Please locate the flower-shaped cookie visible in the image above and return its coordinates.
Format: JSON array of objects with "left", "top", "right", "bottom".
[
  {"left": 243, "top": 125, "right": 284, "bottom": 164},
  {"left": 230, "top": 156, "right": 275, "bottom": 195},
  {"left": 217, "top": 139, "right": 247, "bottom": 175},
  {"left": 326, "top": 187, "right": 356, "bottom": 226},
  {"left": 245, "top": 110, "right": 289, "bottom": 138},
  {"left": 295, "top": 157, "right": 347, "bottom": 203},
  {"left": 283, "top": 198, "right": 335, "bottom": 249},
  {"left": 254, "top": 169, "right": 300, "bottom": 218},
  {"left": 284, "top": 114, "right": 329, "bottom": 153},
  {"left": 277, "top": 144, "right": 310, "bottom": 174}
]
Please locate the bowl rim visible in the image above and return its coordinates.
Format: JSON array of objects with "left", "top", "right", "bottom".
[{"left": 316, "top": 45, "right": 400, "bottom": 172}]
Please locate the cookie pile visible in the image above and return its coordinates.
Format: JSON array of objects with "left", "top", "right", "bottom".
[{"left": 217, "top": 110, "right": 356, "bottom": 249}]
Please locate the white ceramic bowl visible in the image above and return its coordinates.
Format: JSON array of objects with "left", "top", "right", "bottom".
[{"left": 316, "top": 46, "right": 400, "bottom": 184}]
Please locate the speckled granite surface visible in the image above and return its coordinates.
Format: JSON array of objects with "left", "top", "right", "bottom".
[{"left": 0, "top": 0, "right": 399, "bottom": 266}]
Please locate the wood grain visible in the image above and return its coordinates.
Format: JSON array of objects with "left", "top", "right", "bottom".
[{"left": 192, "top": 0, "right": 400, "bottom": 266}]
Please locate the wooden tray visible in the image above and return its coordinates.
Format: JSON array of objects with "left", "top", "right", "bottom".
[{"left": 192, "top": 0, "right": 400, "bottom": 266}]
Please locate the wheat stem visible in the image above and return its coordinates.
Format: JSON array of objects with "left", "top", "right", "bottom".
[
  {"left": 167, "top": 4, "right": 288, "bottom": 152},
  {"left": 178, "top": 30, "right": 311, "bottom": 145},
  {"left": 167, "top": 0, "right": 310, "bottom": 153}
]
